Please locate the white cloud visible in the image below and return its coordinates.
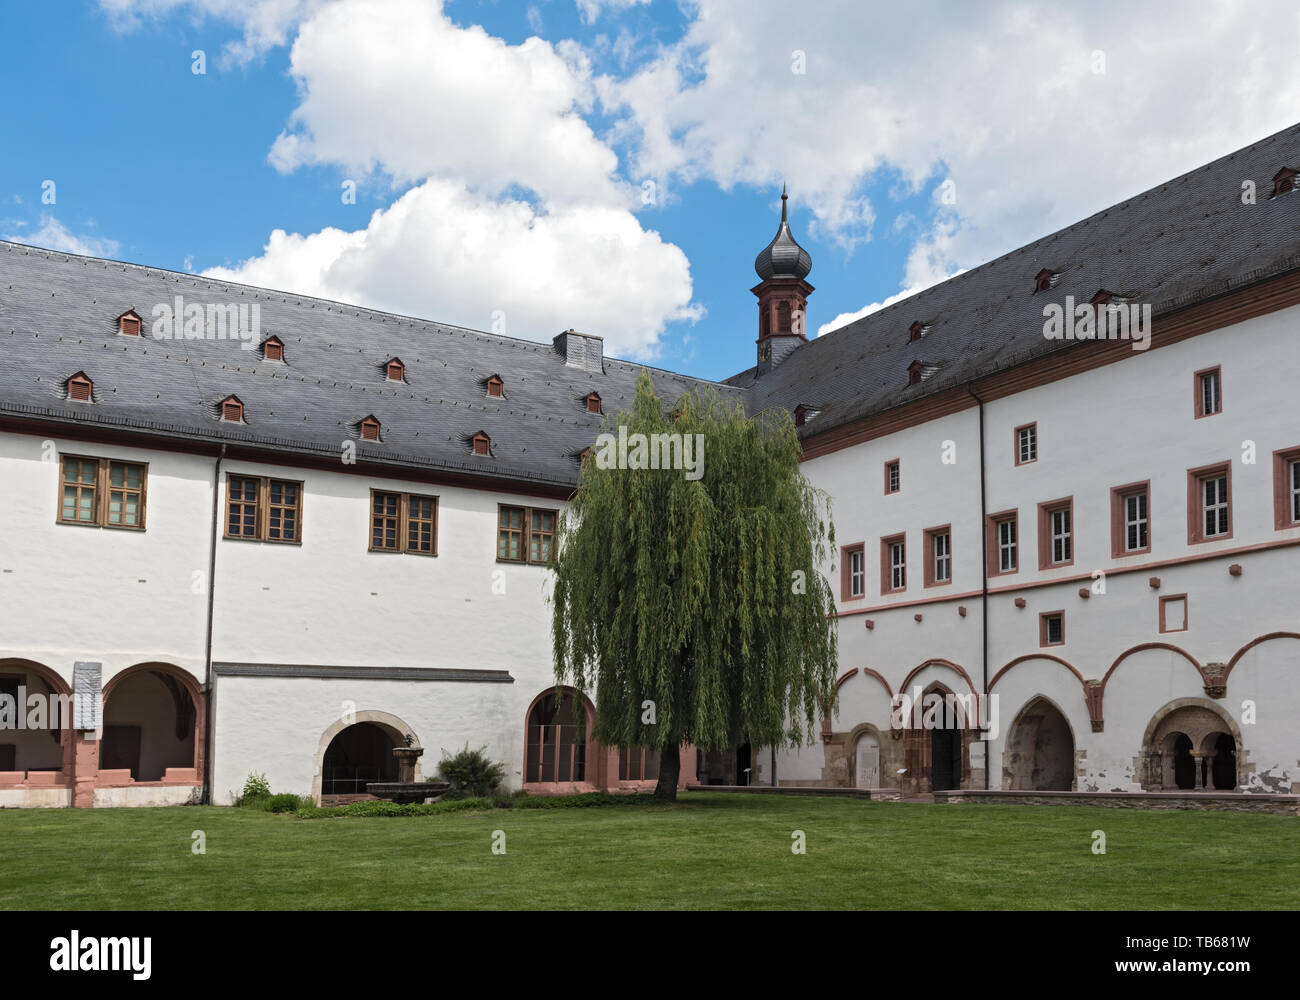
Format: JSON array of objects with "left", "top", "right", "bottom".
[
  {"left": 203, "top": 179, "right": 700, "bottom": 359},
  {"left": 575, "top": 0, "right": 650, "bottom": 25},
  {"left": 4, "top": 215, "right": 121, "bottom": 259},
  {"left": 601, "top": 0, "right": 1300, "bottom": 287},
  {"left": 98, "top": 0, "right": 327, "bottom": 65}
]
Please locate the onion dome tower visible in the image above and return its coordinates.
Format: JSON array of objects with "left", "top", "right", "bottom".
[{"left": 753, "top": 185, "right": 813, "bottom": 373}]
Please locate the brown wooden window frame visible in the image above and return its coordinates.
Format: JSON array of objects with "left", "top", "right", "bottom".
[
  {"left": 57, "top": 455, "right": 148, "bottom": 531},
  {"left": 223, "top": 474, "right": 303, "bottom": 544},
  {"left": 497, "top": 504, "right": 558, "bottom": 566},
  {"left": 368, "top": 490, "right": 438, "bottom": 556}
]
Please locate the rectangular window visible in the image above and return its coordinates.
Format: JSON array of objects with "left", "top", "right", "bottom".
[
  {"left": 58, "top": 455, "right": 147, "bottom": 529},
  {"left": 1271, "top": 447, "right": 1300, "bottom": 530},
  {"left": 1159, "top": 594, "right": 1188, "bottom": 634},
  {"left": 1040, "top": 611, "right": 1065, "bottom": 647},
  {"left": 1110, "top": 481, "right": 1151, "bottom": 557},
  {"left": 880, "top": 535, "right": 906, "bottom": 593},
  {"left": 498, "top": 504, "right": 558, "bottom": 565},
  {"left": 1037, "top": 498, "right": 1074, "bottom": 569},
  {"left": 369, "top": 491, "right": 437, "bottom": 555},
  {"left": 884, "top": 460, "right": 900, "bottom": 495},
  {"left": 1195, "top": 367, "right": 1222, "bottom": 418},
  {"left": 224, "top": 475, "right": 303, "bottom": 543},
  {"left": 1015, "top": 423, "right": 1037, "bottom": 465},
  {"left": 841, "top": 544, "right": 866, "bottom": 600},
  {"left": 1187, "top": 462, "right": 1232, "bottom": 544},
  {"left": 924, "top": 526, "right": 951, "bottom": 587},
  {"left": 618, "top": 747, "right": 661, "bottom": 782},
  {"left": 986, "top": 511, "right": 1018, "bottom": 576}
]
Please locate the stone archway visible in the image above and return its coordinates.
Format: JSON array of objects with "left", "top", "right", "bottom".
[
  {"left": 1137, "top": 699, "right": 1246, "bottom": 791},
  {"left": 901, "top": 682, "right": 973, "bottom": 794},
  {"left": 100, "top": 663, "right": 204, "bottom": 787},
  {"left": 311, "top": 710, "right": 421, "bottom": 804},
  {"left": 1002, "top": 696, "right": 1076, "bottom": 791},
  {"left": 853, "top": 728, "right": 882, "bottom": 789}
]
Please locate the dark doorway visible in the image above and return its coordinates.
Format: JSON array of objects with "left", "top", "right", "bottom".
[
  {"left": 322, "top": 722, "right": 397, "bottom": 795},
  {"left": 525, "top": 692, "right": 587, "bottom": 783},
  {"left": 1211, "top": 733, "right": 1237, "bottom": 790},
  {"left": 1172, "top": 733, "right": 1195, "bottom": 790},
  {"left": 931, "top": 726, "right": 961, "bottom": 791},
  {"left": 101, "top": 724, "right": 142, "bottom": 779},
  {"left": 736, "top": 743, "right": 752, "bottom": 785}
]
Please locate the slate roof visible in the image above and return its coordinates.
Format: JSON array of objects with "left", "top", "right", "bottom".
[
  {"left": 0, "top": 243, "right": 745, "bottom": 489},
  {"left": 1, "top": 122, "right": 1298, "bottom": 486},
  {"left": 734, "top": 121, "right": 1300, "bottom": 437}
]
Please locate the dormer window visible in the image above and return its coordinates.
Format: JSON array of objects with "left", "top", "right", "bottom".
[
  {"left": 67, "top": 372, "right": 93, "bottom": 402},
  {"left": 360, "top": 416, "right": 382, "bottom": 441},
  {"left": 908, "top": 360, "right": 924, "bottom": 386},
  {"left": 1273, "top": 167, "right": 1296, "bottom": 198},
  {"left": 1090, "top": 289, "right": 1114, "bottom": 308},
  {"left": 794, "top": 404, "right": 808, "bottom": 427},
  {"left": 262, "top": 336, "right": 285, "bottom": 362},
  {"left": 118, "top": 310, "right": 142, "bottom": 337},
  {"left": 584, "top": 392, "right": 602, "bottom": 414},
  {"left": 385, "top": 358, "right": 405, "bottom": 382},
  {"left": 908, "top": 321, "right": 926, "bottom": 342},
  {"left": 486, "top": 375, "right": 504, "bottom": 398},
  {"left": 220, "top": 396, "right": 244, "bottom": 423},
  {"left": 1034, "top": 269, "right": 1056, "bottom": 293},
  {"left": 471, "top": 431, "right": 492, "bottom": 456}
]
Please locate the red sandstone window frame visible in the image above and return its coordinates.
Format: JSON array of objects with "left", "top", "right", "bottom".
[
  {"left": 840, "top": 543, "right": 866, "bottom": 601},
  {"left": 1193, "top": 366, "right": 1222, "bottom": 418},
  {"left": 1158, "top": 594, "right": 1188, "bottom": 634},
  {"left": 923, "top": 525, "right": 952, "bottom": 588},
  {"left": 1110, "top": 480, "right": 1151, "bottom": 557},
  {"left": 57, "top": 455, "right": 148, "bottom": 530},
  {"left": 986, "top": 509, "right": 1018, "bottom": 577},
  {"left": 1037, "top": 497, "right": 1075, "bottom": 570},
  {"left": 1039, "top": 610, "right": 1065, "bottom": 647},
  {"left": 1186, "top": 461, "right": 1232, "bottom": 544},
  {"left": 1014, "top": 422, "right": 1037, "bottom": 466},
  {"left": 880, "top": 533, "right": 906, "bottom": 594},
  {"left": 884, "top": 459, "right": 901, "bottom": 495},
  {"left": 1272, "top": 446, "right": 1300, "bottom": 530},
  {"left": 223, "top": 474, "right": 303, "bottom": 544}
]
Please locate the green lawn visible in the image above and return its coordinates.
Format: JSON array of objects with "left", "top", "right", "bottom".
[{"left": 2, "top": 792, "right": 1296, "bottom": 909}]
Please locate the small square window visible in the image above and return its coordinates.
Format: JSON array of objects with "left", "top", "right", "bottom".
[
  {"left": 1159, "top": 595, "right": 1188, "bottom": 634},
  {"left": 1040, "top": 612, "right": 1065, "bottom": 647}
]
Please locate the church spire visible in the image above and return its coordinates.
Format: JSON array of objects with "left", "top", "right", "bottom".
[{"left": 752, "top": 187, "right": 814, "bottom": 373}]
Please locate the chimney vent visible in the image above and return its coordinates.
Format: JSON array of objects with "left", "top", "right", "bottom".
[{"left": 553, "top": 330, "right": 604, "bottom": 373}]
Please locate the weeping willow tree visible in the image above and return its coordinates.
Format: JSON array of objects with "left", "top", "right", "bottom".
[{"left": 551, "top": 370, "right": 838, "bottom": 801}]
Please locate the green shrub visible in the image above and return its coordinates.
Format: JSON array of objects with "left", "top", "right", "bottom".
[
  {"left": 235, "top": 772, "right": 271, "bottom": 807},
  {"left": 266, "top": 793, "right": 308, "bottom": 813},
  {"left": 436, "top": 744, "right": 506, "bottom": 798}
]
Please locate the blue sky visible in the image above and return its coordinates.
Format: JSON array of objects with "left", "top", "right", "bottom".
[{"left": 2, "top": 1, "right": 1297, "bottom": 382}]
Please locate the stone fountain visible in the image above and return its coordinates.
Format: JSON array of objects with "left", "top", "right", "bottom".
[{"left": 366, "top": 734, "right": 450, "bottom": 804}]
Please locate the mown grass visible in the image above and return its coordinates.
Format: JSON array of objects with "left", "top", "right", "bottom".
[{"left": 1, "top": 791, "right": 1295, "bottom": 910}]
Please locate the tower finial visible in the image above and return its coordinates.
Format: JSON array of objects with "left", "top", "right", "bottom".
[{"left": 781, "top": 183, "right": 788, "bottom": 221}]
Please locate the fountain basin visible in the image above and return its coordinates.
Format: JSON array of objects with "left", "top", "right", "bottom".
[{"left": 365, "top": 780, "right": 451, "bottom": 804}]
